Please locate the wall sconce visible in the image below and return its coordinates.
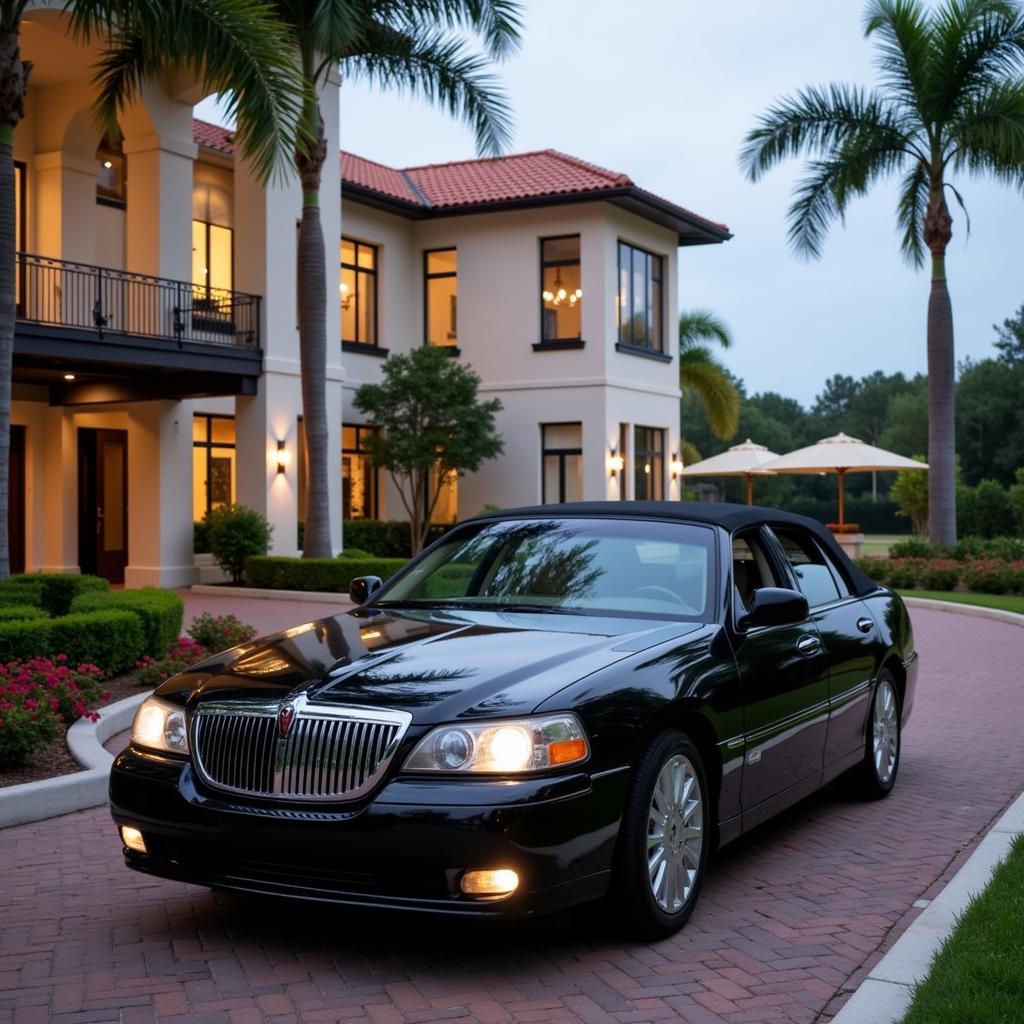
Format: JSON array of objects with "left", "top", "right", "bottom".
[
  {"left": 608, "top": 449, "right": 625, "bottom": 475},
  {"left": 339, "top": 280, "right": 352, "bottom": 311},
  {"left": 670, "top": 454, "right": 685, "bottom": 479},
  {"left": 276, "top": 439, "right": 292, "bottom": 474}
]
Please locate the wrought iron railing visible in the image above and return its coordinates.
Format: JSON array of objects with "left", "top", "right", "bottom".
[{"left": 15, "top": 252, "right": 260, "bottom": 350}]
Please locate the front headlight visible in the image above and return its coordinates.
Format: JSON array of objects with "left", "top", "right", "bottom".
[
  {"left": 404, "top": 714, "right": 589, "bottom": 774},
  {"left": 132, "top": 697, "right": 189, "bottom": 755}
]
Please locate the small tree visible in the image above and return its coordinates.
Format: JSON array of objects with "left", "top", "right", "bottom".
[
  {"left": 354, "top": 346, "right": 503, "bottom": 554},
  {"left": 207, "top": 504, "right": 273, "bottom": 584},
  {"left": 891, "top": 455, "right": 930, "bottom": 537}
]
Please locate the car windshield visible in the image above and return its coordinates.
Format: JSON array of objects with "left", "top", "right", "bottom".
[{"left": 374, "top": 517, "right": 716, "bottom": 620}]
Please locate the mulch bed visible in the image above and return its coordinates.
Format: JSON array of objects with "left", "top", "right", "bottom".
[{"left": 0, "top": 671, "right": 146, "bottom": 789}]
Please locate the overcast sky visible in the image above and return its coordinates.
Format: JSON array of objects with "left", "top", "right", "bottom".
[{"left": 200, "top": 0, "right": 1024, "bottom": 407}]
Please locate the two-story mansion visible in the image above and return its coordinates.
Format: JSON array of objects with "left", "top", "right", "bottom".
[{"left": 9, "top": 5, "right": 728, "bottom": 586}]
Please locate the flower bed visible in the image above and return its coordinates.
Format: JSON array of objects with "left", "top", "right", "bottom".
[{"left": 855, "top": 552, "right": 1024, "bottom": 595}]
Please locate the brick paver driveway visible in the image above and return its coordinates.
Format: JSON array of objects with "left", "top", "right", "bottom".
[{"left": 2, "top": 605, "right": 1022, "bottom": 1024}]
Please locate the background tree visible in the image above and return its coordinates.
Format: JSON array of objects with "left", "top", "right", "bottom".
[
  {"left": 891, "top": 454, "right": 930, "bottom": 535},
  {"left": 354, "top": 346, "right": 504, "bottom": 554},
  {"left": 994, "top": 302, "right": 1024, "bottom": 364},
  {"left": 271, "top": 0, "right": 521, "bottom": 558},
  {"left": 678, "top": 309, "right": 740, "bottom": 445},
  {"left": 741, "top": 0, "right": 1024, "bottom": 545},
  {"left": 0, "top": 0, "right": 302, "bottom": 579}
]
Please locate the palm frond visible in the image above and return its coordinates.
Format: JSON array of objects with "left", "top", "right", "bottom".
[
  {"left": 739, "top": 82, "right": 918, "bottom": 181},
  {"left": 680, "top": 355, "right": 741, "bottom": 440},
  {"left": 342, "top": 22, "right": 513, "bottom": 155},
  {"left": 863, "top": 0, "right": 932, "bottom": 114},
  {"left": 948, "top": 78, "right": 1024, "bottom": 186},
  {"left": 70, "top": 0, "right": 304, "bottom": 183},
  {"left": 678, "top": 309, "right": 733, "bottom": 351},
  {"left": 308, "top": 0, "right": 364, "bottom": 58},
  {"left": 895, "top": 160, "right": 930, "bottom": 266},
  {"left": 376, "top": 0, "right": 524, "bottom": 60}
]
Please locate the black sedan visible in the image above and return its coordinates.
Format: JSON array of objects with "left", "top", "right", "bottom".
[{"left": 110, "top": 502, "right": 918, "bottom": 938}]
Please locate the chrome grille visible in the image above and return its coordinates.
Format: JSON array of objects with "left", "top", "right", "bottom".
[{"left": 191, "top": 699, "right": 411, "bottom": 803}]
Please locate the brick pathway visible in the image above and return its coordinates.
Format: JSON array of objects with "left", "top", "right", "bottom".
[{"left": 1, "top": 606, "right": 1022, "bottom": 1024}]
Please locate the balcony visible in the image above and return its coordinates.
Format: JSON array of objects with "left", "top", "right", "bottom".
[{"left": 13, "top": 253, "right": 263, "bottom": 405}]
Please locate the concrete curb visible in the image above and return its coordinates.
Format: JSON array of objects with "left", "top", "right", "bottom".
[
  {"left": 190, "top": 583, "right": 352, "bottom": 604},
  {"left": 0, "top": 692, "right": 147, "bottom": 829},
  {"left": 903, "top": 595, "right": 1024, "bottom": 629},
  {"left": 834, "top": 596, "right": 1024, "bottom": 1024}
]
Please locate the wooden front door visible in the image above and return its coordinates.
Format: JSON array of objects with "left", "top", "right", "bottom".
[
  {"left": 8, "top": 425, "right": 25, "bottom": 574},
  {"left": 78, "top": 429, "right": 128, "bottom": 583}
]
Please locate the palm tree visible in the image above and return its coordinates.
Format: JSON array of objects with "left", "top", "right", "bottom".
[
  {"left": 740, "top": 0, "right": 1024, "bottom": 544},
  {"left": 0, "top": 0, "right": 303, "bottom": 578},
  {"left": 678, "top": 309, "right": 740, "bottom": 441},
  {"left": 270, "top": 0, "right": 521, "bottom": 558}
]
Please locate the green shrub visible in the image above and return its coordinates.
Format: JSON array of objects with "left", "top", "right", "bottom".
[
  {"left": 194, "top": 518, "right": 210, "bottom": 554},
  {"left": 957, "top": 480, "right": 1016, "bottom": 539},
  {"left": 889, "top": 538, "right": 940, "bottom": 559},
  {"left": 187, "top": 612, "right": 257, "bottom": 652},
  {"left": 0, "top": 573, "right": 108, "bottom": 616},
  {"left": 208, "top": 504, "right": 273, "bottom": 584},
  {"left": 0, "top": 591, "right": 42, "bottom": 609},
  {"left": 336, "top": 547, "right": 373, "bottom": 560},
  {"left": 341, "top": 519, "right": 450, "bottom": 559},
  {"left": 0, "top": 605, "right": 48, "bottom": 622},
  {"left": 246, "top": 556, "right": 407, "bottom": 593},
  {"left": 854, "top": 556, "right": 889, "bottom": 585},
  {"left": 886, "top": 558, "right": 923, "bottom": 589},
  {"left": 917, "top": 559, "right": 961, "bottom": 591},
  {"left": 71, "top": 588, "right": 183, "bottom": 658},
  {"left": 49, "top": 611, "right": 145, "bottom": 676},
  {"left": 962, "top": 559, "right": 1011, "bottom": 595},
  {"left": 0, "top": 618, "right": 55, "bottom": 663}
]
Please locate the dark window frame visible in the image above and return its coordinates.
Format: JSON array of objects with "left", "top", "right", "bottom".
[
  {"left": 14, "top": 160, "right": 25, "bottom": 315},
  {"left": 96, "top": 137, "right": 126, "bottom": 209},
  {"left": 539, "top": 234, "right": 582, "bottom": 345},
  {"left": 633, "top": 425, "right": 665, "bottom": 501},
  {"left": 343, "top": 423, "right": 379, "bottom": 520},
  {"left": 193, "top": 413, "right": 236, "bottom": 521},
  {"left": 341, "top": 237, "right": 379, "bottom": 348},
  {"left": 616, "top": 240, "right": 664, "bottom": 353},
  {"left": 423, "top": 247, "right": 459, "bottom": 353},
  {"left": 192, "top": 220, "right": 235, "bottom": 304},
  {"left": 541, "top": 422, "right": 583, "bottom": 504}
]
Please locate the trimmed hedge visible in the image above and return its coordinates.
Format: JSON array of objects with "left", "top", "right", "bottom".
[
  {"left": 0, "top": 573, "right": 109, "bottom": 616},
  {"left": 71, "top": 588, "right": 183, "bottom": 657},
  {"left": 246, "top": 556, "right": 408, "bottom": 593},
  {"left": 0, "top": 617, "right": 54, "bottom": 663},
  {"left": 341, "top": 519, "right": 451, "bottom": 559},
  {"left": 0, "top": 605, "right": 49, "bottom": 622}
]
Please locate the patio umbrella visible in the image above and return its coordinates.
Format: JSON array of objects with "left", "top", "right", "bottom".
[
  {"left": 679, "top": 438, "right": 779, "bottom": 506},
  {"left": 761, "top": 432, "right": 927, "bottom": 526}
]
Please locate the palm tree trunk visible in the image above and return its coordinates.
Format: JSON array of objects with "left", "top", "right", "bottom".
[
  {"left": 295, "top": 110, "right": 332, "bottom": 559},
  {"left": 0, "top": 28, "right": 29, "bottom": 580}
]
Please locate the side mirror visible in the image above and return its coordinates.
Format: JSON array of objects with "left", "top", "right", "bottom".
[
  {"left": 349, "top": 575, "right": 383, "bottom": 605},
  {"left": 737, "top": 587, "right": 808, "bottom": 631}
]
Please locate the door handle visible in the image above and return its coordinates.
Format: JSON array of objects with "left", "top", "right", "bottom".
[
  {"left": 796, "top": 634, "right": 822, "bottom": 657},
  {"left": 857, "top": 617, "right": 874, "bottom": 634}
]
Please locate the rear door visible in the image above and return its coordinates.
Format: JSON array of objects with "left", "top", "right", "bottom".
[
  {"left": 765, "top": 525, "right": 880, "bottom": 770},
  {"left": 731, "top": 529, "right": 830, "bottom": 813}
]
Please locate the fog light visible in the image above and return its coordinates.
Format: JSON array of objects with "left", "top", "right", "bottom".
[
  {"left": 459, "top": 868, "right": 519, "bottom": 897},
  {"left": 120, "top": 826, "right": 147, "bottom": 854}
]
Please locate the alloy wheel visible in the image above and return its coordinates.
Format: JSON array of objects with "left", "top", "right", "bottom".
[
  {"left": 647, "top": 754, "right": 703, "bottom": 913},
  {"left": 872, "top": 679, "right": 899, "bottom": 784}
]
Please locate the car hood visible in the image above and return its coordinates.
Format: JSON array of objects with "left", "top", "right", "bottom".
[{"left": 159, "top": 607, "right": 705, "bottom": 723}]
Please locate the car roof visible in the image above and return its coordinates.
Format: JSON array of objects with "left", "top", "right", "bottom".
[{"left": 465, "top": 501, "right": 878, "bottom": 596}]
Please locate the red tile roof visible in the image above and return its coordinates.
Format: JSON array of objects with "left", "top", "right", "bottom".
[{"left": 192, "top": 118, "right": 729, "bottom": 240}]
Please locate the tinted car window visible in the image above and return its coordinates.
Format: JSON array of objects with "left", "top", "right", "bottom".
[
  {"left": 376, "top": 518, "right": 715, "bottom": 620},
  {"left": 773, "top": 528, "right": 847, "bottom": 607}
]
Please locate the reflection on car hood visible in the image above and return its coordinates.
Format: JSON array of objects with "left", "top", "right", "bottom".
[{"left": 159, "top": 607, "right": 705, "bottom": 723}]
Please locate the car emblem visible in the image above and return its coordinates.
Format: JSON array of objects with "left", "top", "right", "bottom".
[{"left": 279, "top": 705, "right": 295, "bottom": 738}]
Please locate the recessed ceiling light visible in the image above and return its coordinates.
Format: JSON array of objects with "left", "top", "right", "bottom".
[{"left": 63, "top": 373, "right": 76, "bottom": 381}]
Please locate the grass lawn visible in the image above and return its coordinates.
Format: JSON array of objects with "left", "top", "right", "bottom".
[
  {"left": 862, "top": 534, "right": 911, "bottom": 556},
  {"left": 900, "top": 834, "right": 1024, "bottom": 1024},
  {"left": 899, "top": 589, "right": 1024, "bottom": 615}
]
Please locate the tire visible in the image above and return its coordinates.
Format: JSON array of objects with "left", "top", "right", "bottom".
[
  {"left": 844, "top": 668, "right": 901, "bottom": 800},
  {"left": 608, "top": 730, "right": 710, "bottom": 940}
]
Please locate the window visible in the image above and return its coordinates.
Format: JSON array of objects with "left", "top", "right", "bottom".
[
  {"left": 424, "top": 248, "right": 457, "bottom": 348},
  {"left": 96, "top": 137, "right": 126, "bottom": 207},
  {"left": 343, "top": 425, "right": 378, "bottom": 520},
  {"left": 772, "top": 527, "right": 849, "bottom": 607},
  {"left": 341, "top": 238, "right": 377, "bottom": 347},
  {"left": 634, "top": 426, "right": 665, "bottom": 500},
  {"left": 14, "top": 161, "right": 24, "bottom": 313},
  {"left": 618, "top": 423, "right": 629, "bottom": 501},
  {"left": 617, "top": 242, "right": 663, "bottom": 351},
  {"left": 541, "top": 423, "right": 583, "bottom": 503},
  {"left": 731, "top": 532, "right": 777, "bottom": 615},
  {"left": 192, "top": 415, "right": 236, "bottom": 524},
  {"left": 192, "top": 184, "right": 233, "bottom": 303},
  {"left": 540, "top": 236, "right": 581, "bottom": 342}
]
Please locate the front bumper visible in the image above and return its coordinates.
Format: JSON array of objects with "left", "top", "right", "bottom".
[{"left": 109, "top": 746, "right": 628, "bottom": 917}]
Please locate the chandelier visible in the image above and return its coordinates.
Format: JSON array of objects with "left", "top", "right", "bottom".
[{"left": 542, "top": 268, "right": 582, "bottom": 307}]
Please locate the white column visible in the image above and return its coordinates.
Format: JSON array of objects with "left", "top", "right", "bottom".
[
  {"left": 38, "top": 408, "right": 79, "bottom": 573},
  {"left": 125, "top": 401, "right": 197, "bottom": 588},
  {"left": 32, "top": 151, "right": 98, "bottom": 264}
]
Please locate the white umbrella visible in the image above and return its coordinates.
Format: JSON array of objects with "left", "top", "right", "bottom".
[
  {"left": 679, "top": 438, "right": 779, "bottom": 506},
  {"left": 761, "top": 432, "right": 927, "bottom": 526}
]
